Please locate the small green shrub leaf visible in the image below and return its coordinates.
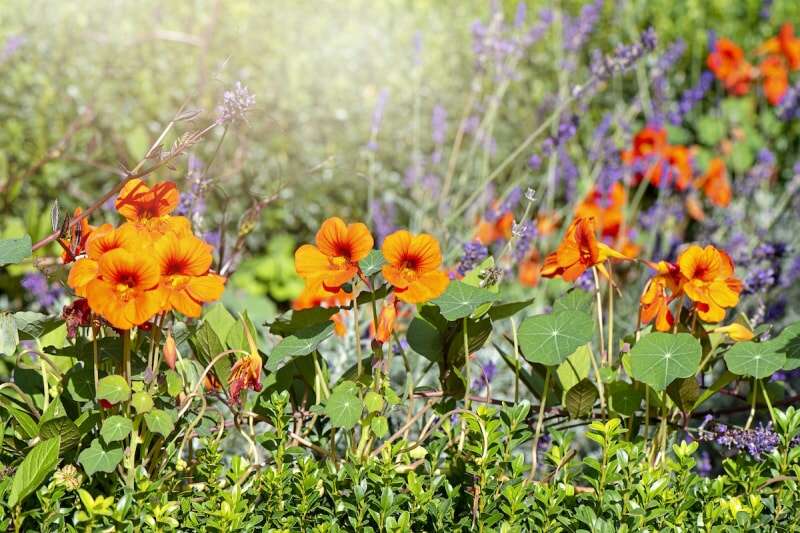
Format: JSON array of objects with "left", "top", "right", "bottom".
[
  {"left": 8, "top": 435, "right": 60, "bottom": 507},
  {"left": 266, "top": 321, "right": 334, "bottom": 371}
]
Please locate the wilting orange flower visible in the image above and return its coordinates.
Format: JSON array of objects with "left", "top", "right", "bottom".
[
  {"left": 714, "top": 323, "right": 755, "bottom": 342},
  {"left": 163, "top": 331, "right": 179, "bottom": 369},
  {"left": 60, "top": 208, "right": 95, "bottom": 263},
  {"left": 519, "top": 250, "right": 541, "bottom": 288},
  {"left": 677, "top": 245, "right": 743, "bottom": 323},
  {"left": 82, "top": 248, "right": 162, "bottom": 330},
  {"left": 639, "top": 261, "right": 684, "bottom": 332},
  {"left": 331, "top": 312, "right": 347, "bottom": 337},
  {"left": 760, "top": 23, "right": 800, "bottom": 70},
  {"left": 292, "top": 281, "right": 352, "bottom": 310},
  {"left": 295, "top": 217, "right": 373, "bottom": 290},
  {"left": 541, "top": 217, "right": 630, "bottom": 282},
  {"left": 695, "top": 158, "right": 732, "bottom": 207},
  {"left": 373, "top": 295, "right": 398, "bottom": 344},
  {"left": 228, "top": 325, "right": 263, "bottom": 404},
  {"left": 536, "top": 212, "right": 561, "bottom": 237},
  {"left": 707, "top": 38, "right": 754, "bottom": 95},
  {"left": 476, "top": 208, "right": 514, "bottom": 246},
  {"left": 760, "top": 55, "right": 790, "bottom": 105},
  {"left": 381, "top": 230, "right": 449, "bottom": 303},
  {"left": 155, "top": 233, "right": 225, "bottom": 318}
]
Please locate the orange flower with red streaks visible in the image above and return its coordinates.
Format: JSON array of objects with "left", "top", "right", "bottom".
[
  {"left": 623, "top": 127, "right": 692, "bottom": 190},
  {"left": 695, "top": 158, "right": 731, "bottom": 208},
  {"left": 575, "top": 182, "right": 626, "bottom": 238},
  {"left": 292, "top": 281, "right": 352, "bottom": 310},
  {"left": 760, "top": 55, "right": 790, "bottom": 105},
  {"left": 381, "top": 230, "right": 449, "bottom": 303},
  {"left": 622, "top": 126, "right": 668, "bottom": 169},
  {"left": 760, "top": 23, "right": 800, "bottom": 70},
  {"left": 476, "top": 208, "right": 514, "bottom": 246},
  {"left": 82, "top": 248, "right": 162, "bottom": 330},
  {"left": 677, "top": 245, "right": 742, "bottom": 323},
  {"left": 707, "top": 38, "right": 754, "bottom": 95},
  {"left": 295, "top": 217, "right": 373, "bottom": 290},
  {"left": 115, "top": 178, "right": 190, "bottom": 240},
  {"left": 540, "top": 217, "right": 630, "bottom": 282},
  {"left": 67, "top": 224, "right": 139, "bottom": 297},
  {"left": 154, "top": 232, "right": 225, "bottom": 318}
]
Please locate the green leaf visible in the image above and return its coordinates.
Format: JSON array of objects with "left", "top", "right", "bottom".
[
  {"left": 692, "top": 370, "right": 736, "bottom": 411},
  {"left": 518, "top": 311, "right": 594, "bottom": 366},
  {"left": 131, "top": 391, "right": 154, "bottom": 414},
  {"left": 696, "top": 115, "right": 726, "bottom": 146},
  {"left": 607, "top": 381, "right": 644, "bottom": 417},
  {"left": 773, "top": 322, "right": 800, "bottom": 371},
  {"left": 446, "top": 316, "right": 493, "bottom": 366},
  {"left": 96, "top": 375, "right": 131, "bottom": 405},
  {"left": 13, "top": 312, "right": 63, "bottom": 339},
  {"left": 100, "top": 416, "right": 133, "bottom": 443},
  {"left": 325, "top": 389, "right": 362, "bottom": 429},
  {"left": 629, "top": 333, "right": 701, "bottom": 391},
  {"left": 358, "top": 250, "right": 385, "bottom": 277},
  {"left": 364, "top": 391, "right": 384, "bottom": 413},
  {"left": 431, "top": 280, "right": 497, "bottom": 321},
  {"left": 6, "top": 405, "right": 38, "bottom": 439},
  {"left": 226, "top": 312, "right": 260, "bottom": 353},
  {"left": 203, "top": 303, "right": 237, "bottom": 346},
  {"left": 666, "top": 377, "right": 701, "bottom": 412},
  {"left": 266, "top": 321, "right": 334, "bottom": 371},
  {"left": 0, "top": 234, "right": 31, "bottom": 266},
  {"left": 370, "top": 415, "right": 389, "bottom": 438},
  {"left": 486, "top": 298, "right": 535, "bottom": 321},
  {"left": 565, "top": 378, "right": 598, "bottom": 419},
  {"left": 724, "top": 340, "right": 785, "bottom": 379},
  {"left": 144, "top": 409, "right": 175, "bottom": 436},
  {"left": 556, "top": 345, "right": 592, "bottom": 392},
  {"left": 8, "top": 436, "right": 60, "bottom": 507},
  {"left": 553, "top": 290, "right": 594, "bottom": 314},
  {"left": 0, "top": 312, "right": 19, "bottom": 356},
  {"left": 165, "top": 370, "right": 183, "bottom": 398},
  {"left": 78, "top": 438, "right": 124, "bottom": 477},
  {"left": 39, "top": 417, "right": 80, "bottom": 451},
  {"left": 730, "top": 142, "right": 754, "bottom": 173},
  {"left": 406, "top": 317, "right": 443, "bottom": 362},
  {"left": 190, "top": 321, "right": 232, "bottom": 391},
  {"left": 267, "top": 307, "right": 339, "bottom": 337}
]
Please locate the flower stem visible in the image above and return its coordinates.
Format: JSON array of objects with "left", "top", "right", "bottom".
[
  {"left": 591, "top": 267, "right": 607, "bottom": 365},
  {"left": 510, "top": 317, "right": 520, "bottom": 403},
  {"left": 530, "top": 366, "right": 552, "bottom": 477},
  {"left": 458, "top": 317, "right": 470, "bottom": 453},
  {"left": 122, "top": 330, "right": 132, "bottom": 387},
  {"left": 746, "top": 378, "right": 758, "bottom": 430}
]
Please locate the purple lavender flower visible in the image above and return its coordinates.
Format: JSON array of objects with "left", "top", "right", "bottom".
[
  {"left": 472, "top": 359, "right": 497, "bottom": 392},
  {"left": 743, "top": 268, "right": 777, "bottom": 295},
  {"left": 699, "top": 421, "right": 780, "bottom": 460},
  {"left": 737, "top": 149, "right": 775, "bottom": 195},
  {"left": 587, "top": 28, "right": 657, "bottom": 88},
  {"left": 669, "top": 71, "right": 714, "bottom": 125},
  {"left": 761, "top": 0, "right": 773, "bottom": 19},
  {"left": 557, "top": 146, "right": 578, "bottom": 202},
  {"left": 778, "top": 81, "right": 800, "bottom": 120},
  {"left": 513, "top": 222, "right": 537, "bottom": 263},
  {"left": 696, "top": 450, "right": 712, "bottom": 477},
  {"left": 575, "top": 270, "right": 594, "bottom": 291},
  {"left": 370, "top": 199, "right": 396, "bottom": 245},
  {"left": 21, "top": 272, "right": 62, "bottom": 311},
  {"left": 563, "top": 0, "right": 603, "bottom": 52},
  {"left": 514, "top": 1, "right": 527, "bottom": 28},
  {"left": 527, "top": 154, "right": 542, "bottom": 171},
  {"left": 175, "top": 154, "right": 211, "bottom": 222},
  {"left": 367, "top": 88, "right": 390, "bottom": 151},
  {"left": 1, "top": 34, "right": 25, "bottom": 62},
  {"left": 217, "top": 82, "right": 255, "bottom": 124},
  {"left": 457, "top": 241, "right": 489, "bottom": 276}
]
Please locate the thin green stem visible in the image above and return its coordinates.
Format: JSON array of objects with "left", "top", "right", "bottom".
[
  {"left": 510, "top": 317, "right": 520, "bottom": 404},
  {"left": 458, "top": 317, "right": 470, "bottom": 453},
  {"left": 530, "top": 366, "right": 552, "bottom": 477},
  {"left": 592, "top": 267, "right": 607, "bottom": 365},
  {"left": 746, "top": 379, "right": 758, "bottom": 430}
]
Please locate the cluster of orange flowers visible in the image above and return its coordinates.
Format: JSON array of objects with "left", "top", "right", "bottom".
[
  {"left": 292, "top": 217, "right": 450, "bottom": 338},
  {"left": 65, "top": 179, "right": 225, "bottom": 330},
  {"left": 539, "top": 214, "right": 743, "bottom": 332},
  {"left": 624, "top": 126, "right": 731, "bottom": 209},
  {"left": 708, "top": 24, "right": 800, "bottom": 105}
]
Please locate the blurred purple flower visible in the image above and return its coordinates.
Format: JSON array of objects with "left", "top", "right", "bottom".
[
  {"left": 472, "top": 359, "right": 497, "bottom": 392},
  {"left": 367, "top": 88, "right": 390, "bottom": 151},
  {"left": 457, "top": 241, "right": 488, "bottom": 276},
  {"left": 1, "top": 34, "right": 25, "bottom": 62},
  {"left": 217, "top": 82, "right": 255, "bottom": 125},
  {"left": 21, "top": 272, "right": 62, "bottom": 311},
  {"left": 563, "top": 0, "right": 603, "bottom": 52},
  {"left": 669, "top": 71, "right": 714, "bottom": 125},
  {"left": 370, "top": 199, "right": 396, "bottom": 245}
]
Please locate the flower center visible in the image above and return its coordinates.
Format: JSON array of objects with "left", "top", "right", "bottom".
[{"left": 330, "top": 256, "right": 349, "bottom": 269}]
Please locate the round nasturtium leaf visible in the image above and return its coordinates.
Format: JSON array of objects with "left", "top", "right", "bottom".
[
  {"left": 629, "top": 333, "right": 701, "bottom": 391},
  {"left": 724, "top": 340, "right": 786, "bottom": 379},
  {"left": 100, "top": 415, "right": 133, "bottom": 443},
  {"left": 96, "top": 375, "right": 131, "bottom": 405},
  {"left": 518, "top": 310, "right": 594, "bottom": 366}
]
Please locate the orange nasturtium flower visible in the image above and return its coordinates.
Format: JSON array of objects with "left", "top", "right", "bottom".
[
  {"left": 707, "top": 38, "right": 754, "bottom": 96},
  {"left": 540, "top": 217, "right": 630, "bottom": 282},
  {"left": 476, "top": 207, "right": 514, "bottom": 246},
  {"left": 60, "top": 208, "right": 95, "bottom": 263},
  {"left": 381, "top": 230, "right": 449, "bottom": 304},
  {"left": 373, "top": 295, "right": 398, "bottom": 344},
  {"left": 154, "top": 233, "right": 226, "bottom": 318},
  {"left": 519, "top": 250, "right": 542, "bottom": 288},
  {"left": 695, "top": 158, "right": 732, "bottom": 208},
  {"left": 67, "top": 224, "right": 139, "bottom": 297},
  {"left": 760, "top": 23, "right": 800, "bottom": 71},
  {"left": 82, "top": 248, "right": 163, "bottom": 330},
  {"left": 295, "top": 217, "right": 374, "bottom": 290},
  {"left": 677, "top": 244, "right": 743, "bottom": 323},
  {"left": 622, "top": 127, "right": 692, "bottom": 190},
  {"left": 116, "top": 178, "right": 190, "bottom": 240},
  {"left": 760, "top": 55, "right": 790, "bottom": 105},
  {"left": 292, "top": 281, "right": 352, "bottom": 337},
  {"left": 574, "top": 182, "right": 626, "bottom": 239},
  {"left": 639, "top": 261, "right": 684, "bottom": 332}
]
